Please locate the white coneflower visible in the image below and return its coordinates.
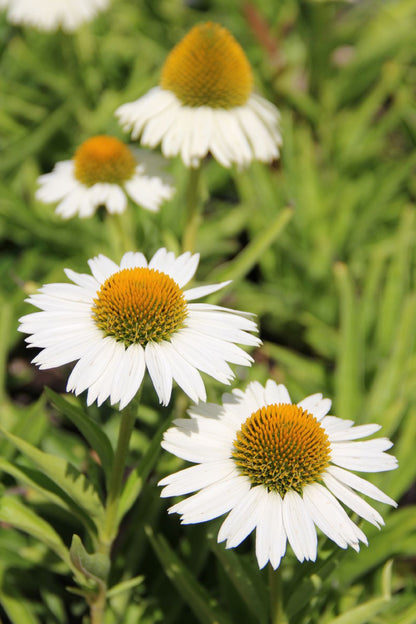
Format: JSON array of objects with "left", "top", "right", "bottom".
[
  {"left": 19, "top": 249, "right": 260, "bottom": 408},
  {"left": 116, "top": 22, "right": 282, "bottom": 169},
  {"left": 160, "top": 380, "right": 397, "bottom": 569},
  {"left": 36, "top": 136, "right": 174, "bottom": 219},
  {"left": 0, "top": 0, "right": 109, "bottom": 32}
]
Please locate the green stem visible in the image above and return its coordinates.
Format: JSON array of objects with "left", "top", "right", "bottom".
[
  {"left": 269, "top": 565, "right": 287, "bottom": 624},
  {"left": 89, "top": 585, "right": 106, "bottom": 624},
  {"left": 89, "top": 395, "right": 140, "bottom": 624},
  {"left": 107, "top": 211, "right": 136, "bottom": 257},
  {"left": 101, "top": 396, "right": 139, "bottom": 548},
  {"left": 182, "top": 166, "right": 202, "bottom": 253}
]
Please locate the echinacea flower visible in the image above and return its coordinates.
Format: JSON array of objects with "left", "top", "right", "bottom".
[
  {"left": 116, "top": 22, "right": 282, "bottom": 169},
  {"left": 0, "top": 0, "right": 109, "bottom": 32},
  {"left": 160, "top": 380, "right": 397, "bottom": 569},
  {"left": 36, "top": 135, "right": 174, "bottom": 219},
  {"left": 19, "top": 249, "right": 260, "bottom": 408}
]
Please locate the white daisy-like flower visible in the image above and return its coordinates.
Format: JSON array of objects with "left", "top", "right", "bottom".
[
  {"left": 36, "top": 135, "right": 174, "bottom": 219},
  {"left": 160, "top": 380, "right": 398, "bottom": 569},
  {"left": 0, "top": 0, "right": 109, "bottom": 32},
  {"left": 115, "top": 22, "right": 282, "bottom": 169},
  {"left": 18, "top": 249, "right": 260, "bottom": 409}
]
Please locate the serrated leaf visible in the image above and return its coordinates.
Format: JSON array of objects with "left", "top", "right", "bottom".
[
  {"left": 0, "top": 457, "right": 93, "bottom": 529},
  {"left": 0, "top": 496, "right": 70, "bottom": 568},
  {"left": 0, "top": 427, "right": 105, "bottom": 530},
  {"left": 46, "top": 388, "right": 114, "bottom": 481}
]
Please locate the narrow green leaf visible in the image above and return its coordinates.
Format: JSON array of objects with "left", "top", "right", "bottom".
[
  {"left": 327, "top": 597, "right": 389, "bottom": 624},
  {"left": 0, "top": 496, "right": 70, "bottom": 568},
  {"left": 0, "top": 592, "right": 42, "bottom": 624},
  {"left": 70, "top": 535, "right": 109, "bottom": 584},
  {"left": 0, "top": 457, "right": 94, "bottom": 529},
  {"left": 391, "top": 600, "right": 416, "bottom": 624},
  {"left": 46, "top": 388, "right": 114, "bottom": 480},
  {"left": 0, "top": 104, "right": 70, "bottom": 174},
  {"left": 375, "top": 209, "right": 415, "bottom": 354},
  {"left": 145, "top": 525, "right": 231, "bottom": 624},
  {"left": 208, "top": 207, "right": 293, "bottom": 298},
  {"left": 0, "top": 299, "right": 13, "bottom": 405},
  {"left": 367, "top": 293, "right": 416, "bottom": 429},
  {"left": 0, "top": 427, "right": 105, "bottom": 529},
  {"left": 209, "top": 538, "right": 267, "bottom": 624},
  {"left": 334, "top": 262, "right": 363, "bottom": 421},
  {"left": 335, "top": 507, "right": 416, "bottom": 586},
  {"left": 107, "top": 575, "right": 145, "bottom": 598}
]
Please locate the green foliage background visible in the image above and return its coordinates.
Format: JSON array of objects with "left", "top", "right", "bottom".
[{"left": 1, "top": 0, "right": 416, "bottom": 622}]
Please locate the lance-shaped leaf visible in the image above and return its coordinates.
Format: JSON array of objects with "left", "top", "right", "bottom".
[
  {"left": 0, "top": 496, "right": 70, "bottom": 568},
  {"left": 0, "top": 457, "right": 94, "bottom": 531},
  {"left": 146, "top": 525, "right": 231, "bottom": 624},
  {"left": 46, "top": 389, "right": 114, "bottom": 481},
  {"left": 0, "top": 427, "right": 105, "bottom": 530}
]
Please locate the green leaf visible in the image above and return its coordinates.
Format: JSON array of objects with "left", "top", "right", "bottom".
[
  {"left": 0, "top": 496, "right": 70, "bottom": 568},
  {"left": 107, "top": 575, "right": 145, "bottom": 598},
  {"left": 46, "top": 388, "right": 114, "bottom": 481},
  {"left": 335, "top": 507, "right": 416, "bottom": 586},
  {"left": 0, "top": 427, "right": 105, "bottom": 531},
  {"left": 0, "top": 456, "right": 94, "bottom": 529},
  {"left": 208, "top": 537, "right": 268, "bottom": 624},
  {"left": 145, "top": 525, "right": 231, "bottom": 624},
  {"left": 70, "top": 535, "right": 110, "bottom": 584},
  {"left": 327, "top": 597, "right": 390, "bottom": 624},
  {"left": 208, "top": 207, "right": 293, "bottom": 299},
  {"left": 0, "top": 592, "right": 42, "bottom": 624},
  {"left": 334, "top": 262, "right": 363, "bottom": 422}
]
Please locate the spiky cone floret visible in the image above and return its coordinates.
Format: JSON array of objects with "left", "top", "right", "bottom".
[{"left": 159, "top": 380, "right": 398, "bottom": 569}]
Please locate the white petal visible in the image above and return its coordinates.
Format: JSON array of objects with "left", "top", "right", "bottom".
[
  {"left": 184, "top": 281, "right": 230, "bottom": 301},
  {"left": 119, "top": 252, "right": 148, "bottom": 269},
  {"left": 329, "top": 424, "right": 383, "bottom": 442},
  {"left": 169, "top": 475, "right": 250, "bottom": 524},
  {"left": 159, "top": 460, "right": 236, "bottom": 496},
  {"left": 255, "top": 490, "right": 287, "bottom": 569},
  {"left": 282, "top": 490, "right": 317, "bottom": 563},
  {"left": 109, "top": 342, "right": 146, "bottom": 409},
  {"left": 144, "top": 341, "right": 173, "bottom": 406},
  {"left": 297, "top": 393, "right": 331, "bottom": 421},
  {"left": 323, "top": 472, "right": 385, "bottom": 528},
  {"left": 88, "top": 255, "right": 119, "bottom": 284},
  {"left": 160, "top": 340, "right": 206, "bottom": 403},
  {"left": 326, "top": 465, "right": 397, "bottom": 507},
  {"left": 218, "top": 485, "right": 265, "bottom": 548},
  {"left": 303, "top": 483, "right": 366, "bottom": 551}
]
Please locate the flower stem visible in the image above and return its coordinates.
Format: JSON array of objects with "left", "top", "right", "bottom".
[
  {"left": 102, "top": 396, "right": 139, "bottom": 547},
  {"left": 90, "top": 394, "right": 140, "bottom": 623},
  {"left": 269, "top": 565, "right": 288, "bottom": 624},
  {"left": 182, "top": 166, "right": 202, "bottom": 253},
  {"left": 107, "top": 211, "right": 136, "bottom": 256}
]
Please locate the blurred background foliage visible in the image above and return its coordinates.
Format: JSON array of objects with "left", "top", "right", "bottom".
[{"left": 1, "top": 0, "right": 416, "bottom": 622}]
